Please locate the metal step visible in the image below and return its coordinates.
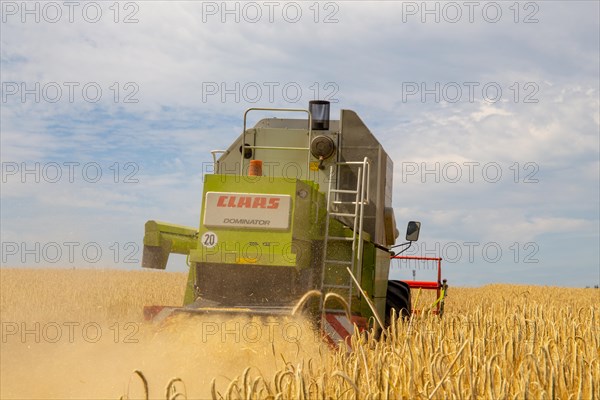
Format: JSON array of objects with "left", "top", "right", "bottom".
[
  {"left": 324, "top": 259, "right": 353, "bottom": 265},
  {"left": 322, "top": 284, "right": 352, "bottom": 289},
  {"left": 330, "top": 189, "right": 358, "bottom": 194},
  {"left": 332, "top": 200, "right": 368, "bottom": 205},
  {"left": 327, "top": 236, "right": 354, "bottom": 241},
  {"left": 330, "top": 212, "right": 356, "bottom": 218}
]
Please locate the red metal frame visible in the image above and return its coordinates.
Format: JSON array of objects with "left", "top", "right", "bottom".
[{"left": 390, "top": 255, "right": 444, "bottom": 314}]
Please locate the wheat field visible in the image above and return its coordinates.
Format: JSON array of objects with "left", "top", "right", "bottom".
[{"left": 1, "top": 268, "right": 598, "bottom": 399}]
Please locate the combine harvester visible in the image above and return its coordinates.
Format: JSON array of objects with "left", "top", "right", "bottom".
[{"left": 142, "top": 101, "right": 447, "bottom": 346}]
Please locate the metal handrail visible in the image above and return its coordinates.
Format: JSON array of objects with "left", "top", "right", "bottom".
[
  {"left": 390, "top": 255, "right": 446, "bottom": 315},
  {"left": 240, "top": 107, "right": 313, "bottom": 175},
  {"left": 241, "top": 146, "right": 309, "bottom": 151},
  {"left": 210, "top": 150, "right": 227, "bottom": 174},
  {"left": 356, "top": 157, "right": 369, "bottom": 276}
]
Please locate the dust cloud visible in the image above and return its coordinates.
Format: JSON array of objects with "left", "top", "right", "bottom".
[
  {"left": 0, "top": 269, "right": 330, "bottom": 399},
  {"left": 1, "top": 313, "right": 328, "bottom": 399}
]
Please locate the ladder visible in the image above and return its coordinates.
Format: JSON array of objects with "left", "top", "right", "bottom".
[{"left": 320, "top": 157, "right": 370, "bottom": 312}]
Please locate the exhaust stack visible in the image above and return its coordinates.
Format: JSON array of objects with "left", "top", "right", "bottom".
[{"left": 309, "top": 100, "right": 330, "bottom": 130}]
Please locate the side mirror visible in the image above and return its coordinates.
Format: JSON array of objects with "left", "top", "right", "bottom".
[{"left": 406, "top": 221, "right": 421, "bottom": 242}]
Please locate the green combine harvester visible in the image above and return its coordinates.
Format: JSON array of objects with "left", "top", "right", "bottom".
[{"left": 142, "top": 101, "right": 446, "bottom": 342}]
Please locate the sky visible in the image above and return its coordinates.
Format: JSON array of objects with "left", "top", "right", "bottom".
[{"left": 1, "top": 1, "right": 599, "bottom": 287}]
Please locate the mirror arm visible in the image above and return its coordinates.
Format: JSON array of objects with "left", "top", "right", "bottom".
[
  {"left": 389, "top": 241, "right": 412, "bottom": 256},
  {"left": 374, "top": 242, "right": 393, "bottom": 254}
]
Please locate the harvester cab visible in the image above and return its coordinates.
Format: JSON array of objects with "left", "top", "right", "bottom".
[{"left": 142, "top": 101, "right": 438, "bottom": 342}]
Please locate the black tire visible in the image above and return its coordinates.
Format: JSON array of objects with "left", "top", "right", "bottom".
[{"left": 385, "top": 280, "right": 412, "bottom": 327}]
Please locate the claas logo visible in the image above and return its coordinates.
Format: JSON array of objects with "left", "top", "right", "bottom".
[{"left": 216, "top": 195, "right": 280, "bottom": 209}]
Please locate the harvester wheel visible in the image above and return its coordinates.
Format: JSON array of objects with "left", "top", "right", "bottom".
[{"left": 385, "top": 280, "right": 412, "bottom": 326}]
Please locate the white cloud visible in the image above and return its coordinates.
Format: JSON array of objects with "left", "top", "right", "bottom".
[{"left": 1, "top": 1, "right": 598, "bottom": 285}]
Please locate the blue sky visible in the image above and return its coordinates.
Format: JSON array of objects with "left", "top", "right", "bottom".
[{"left": 1, "top": 1, "right": 598, "bottom": 287}]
